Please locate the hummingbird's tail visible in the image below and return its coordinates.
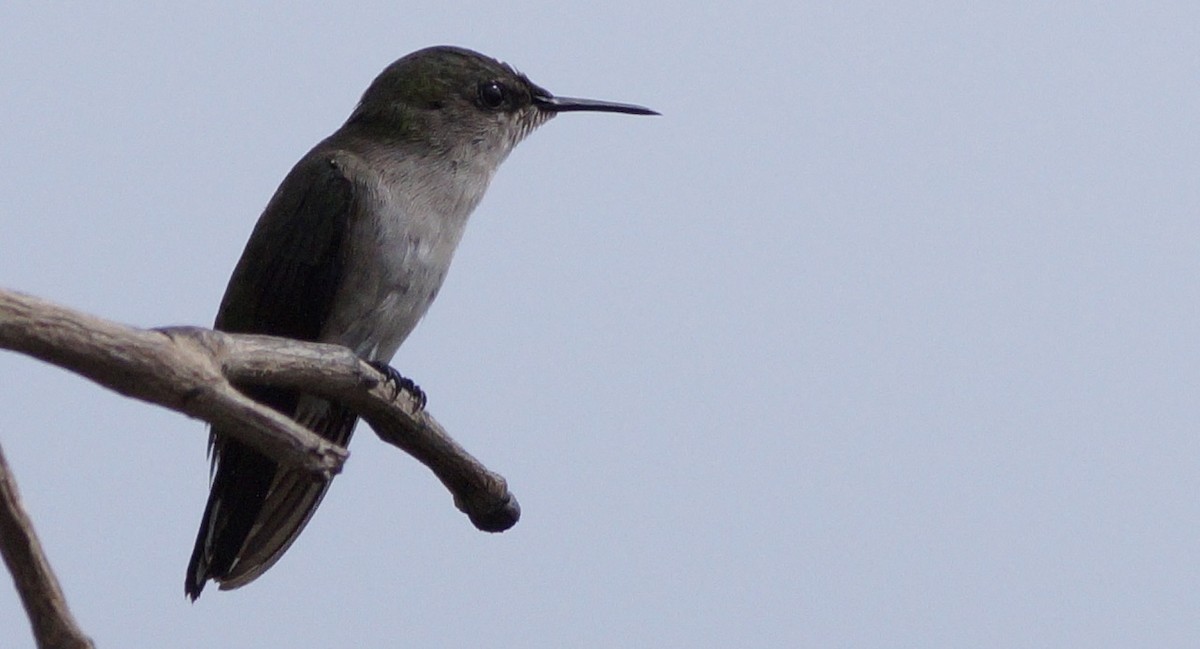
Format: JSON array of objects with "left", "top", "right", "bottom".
[
  {"left": 186, "top": 391, "right": 357, "bottom": 600},
  {"left": 185, "top": 443, "right": 276, "bottom": 600}
]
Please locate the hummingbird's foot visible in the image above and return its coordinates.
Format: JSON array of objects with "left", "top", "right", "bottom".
[{"left": 367, "top": 360, "right": 427, "bottom": 411}]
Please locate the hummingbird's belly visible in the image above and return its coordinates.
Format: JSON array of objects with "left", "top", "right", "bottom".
[
  {"left": 322, "top": 217, "right": 459, "bottom": 362},
  {"left": 318, "top": 155, "right": 478, "bottom": 362}
]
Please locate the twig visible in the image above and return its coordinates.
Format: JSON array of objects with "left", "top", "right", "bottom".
[
  {"left": 210, "top": 331, "right": 521, "bottom": 529},
  {"left": 0, "top": 287, "right": 519, "bottom": 526},
  {"left": 0, "top": 442, "right": 95, "bottom": 649},
  {"left": 0, "top": 289, "right": 346, "bottom": 476}
]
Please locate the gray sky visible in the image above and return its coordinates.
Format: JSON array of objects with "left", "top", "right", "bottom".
[{"left": 1, "top": 2, "right": 1197, "bottom": 647}]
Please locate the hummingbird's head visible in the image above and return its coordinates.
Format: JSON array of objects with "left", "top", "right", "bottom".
[{"left": 348, "top": 46, "right": 657, "bottom": 165}]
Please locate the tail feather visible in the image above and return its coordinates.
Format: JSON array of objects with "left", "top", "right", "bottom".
[
  {"left": 186, "top": 392, "right": 357, "bottom": 600},
  {"left": 219, "top": 460, "right": 333, "bottom": 589}
]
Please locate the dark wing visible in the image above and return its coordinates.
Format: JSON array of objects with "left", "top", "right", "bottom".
[{"left": 186, "top": 151, "right": 361, "bottom": 600}]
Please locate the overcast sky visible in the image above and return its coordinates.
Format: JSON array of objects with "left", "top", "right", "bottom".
[{"left": 1, "top": 2, "right": 1198, "bottom": 647}]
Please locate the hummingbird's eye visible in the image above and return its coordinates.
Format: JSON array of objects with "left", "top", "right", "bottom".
[{"left": 477, "top": 81, "right": 507, "bottom": 109}]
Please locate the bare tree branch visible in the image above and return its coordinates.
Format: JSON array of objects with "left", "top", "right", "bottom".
[
  {"left": 0, "top": 443, "right": 95, "bottom": 649},
  {"left": 207, "top": 331, "right": 520, "bottom": 530},
  {"left": 0, "top": 289, "right": 347, "bottom": 476},
  {"left": 0, "top": 286, "right": 520, "bottom": 646},
  {"left": 0, "top": 287, "right": 519, "bottom": 526}
]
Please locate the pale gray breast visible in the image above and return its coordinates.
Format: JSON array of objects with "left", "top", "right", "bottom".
[{"left": 320, "top": 150, "right": 487, "bottom": 361}]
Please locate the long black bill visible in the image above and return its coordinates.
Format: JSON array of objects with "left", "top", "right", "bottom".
[{"left": 535, "top": 94, "right": 659, "bottom": 116}]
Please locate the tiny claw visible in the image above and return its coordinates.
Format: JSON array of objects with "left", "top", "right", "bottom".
[{"left": 367, "top": 360, "right": 427, "bottom": 411}]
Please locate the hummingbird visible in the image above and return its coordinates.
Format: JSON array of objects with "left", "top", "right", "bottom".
[{"left": 185, "top": 46, "right": 656, "bottom": 600}]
